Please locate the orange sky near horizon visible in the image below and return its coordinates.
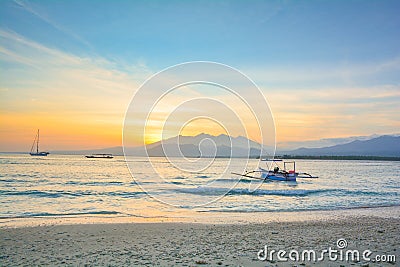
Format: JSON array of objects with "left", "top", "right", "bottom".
[
  {"left": 2, "top": 97, "right": 392, "bottom": 152},
  {"left": 0, "top": 111, "right": 122, "bottom": 151},
  {"left": 2, "top": 64, "right": 399, "bottom": 152}
]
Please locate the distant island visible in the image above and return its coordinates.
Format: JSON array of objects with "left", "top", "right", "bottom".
[
  {"left": 276, "top": 155, "right": 400, "bottom": 161},
  {"left": 50, "top": 133, "right": 400, "bottom": 160}
]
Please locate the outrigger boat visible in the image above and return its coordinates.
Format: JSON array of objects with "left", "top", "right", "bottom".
[{"left": 232, "top": 159, "right": 318, "bottom": 182}]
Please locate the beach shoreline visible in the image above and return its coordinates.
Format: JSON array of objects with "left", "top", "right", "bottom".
[
  {"left": 1, "top": 206, "right": 399, "bottom": 266},
  {"left": 1, "top": 205, "right": 399, "bottom": 228}
]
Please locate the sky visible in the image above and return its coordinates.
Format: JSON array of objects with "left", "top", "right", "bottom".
[{"left": 1, "top": 0, "right": 399, "bottom": 151}]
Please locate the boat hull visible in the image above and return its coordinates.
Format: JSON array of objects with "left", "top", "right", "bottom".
[
  {"left": 30, "top": 152, "right": 49, "bottom": 156},
  {"left": 85, "top": 155, "right": 113, "bottom": 159},
  {"left": 259, "top": 168, "right": 297, "bottom": 181}
]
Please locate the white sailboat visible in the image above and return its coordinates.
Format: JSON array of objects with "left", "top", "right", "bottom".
[{"left": 30, "top": 129, "right": 49, "bottom": 156}]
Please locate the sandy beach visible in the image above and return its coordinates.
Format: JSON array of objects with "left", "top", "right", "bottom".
[{"left": 1, "top": 207, "right": 399, "bottom": 266}]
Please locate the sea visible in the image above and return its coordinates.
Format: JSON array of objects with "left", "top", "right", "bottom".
[{"left": 1, "top": 154, "right": 399, "bottom": 222}]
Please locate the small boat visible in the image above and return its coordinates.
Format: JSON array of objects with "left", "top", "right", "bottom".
[
  {"left": 85, "top": 154, "right": 114, "bottom": 159},
  {"left": 259, "top": 159, "right": 297, "bottom": 181},
  {"left": 232, "top": 159, "right": 318, "bottom": 182},
  {"left": 30, "top": 129, "right": 49, "bottom": 156}
]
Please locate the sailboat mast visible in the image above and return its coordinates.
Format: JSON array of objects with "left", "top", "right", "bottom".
[{"left": 37, "top": 129, "right": 39, "bottom": 153}]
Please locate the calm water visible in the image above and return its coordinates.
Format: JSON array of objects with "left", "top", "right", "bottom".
[{"left": 0, "top": 154, "right": 399, "bottom": 219}]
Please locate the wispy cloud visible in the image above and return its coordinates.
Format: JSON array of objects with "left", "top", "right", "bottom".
[
  {"left": 13, "top": 0, "right": 93, "bottom": 50},
  {"left": 236, "top": 58, "right": 400, "bottom": 143},
  {"left": 246, "top": 58, "right": 400, "bottom": 87},
  {"left": 0, "top": 28, "right": 151, "bottom": 150},
  {"left": 264, "top": 83, "right": 400, "bottom": 143},
  {"left": 0, "top": 28, "right": 149, "bottom": 101}
]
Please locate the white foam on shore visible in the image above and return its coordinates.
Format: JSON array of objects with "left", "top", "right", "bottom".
[{"left": 1, "top": 205, "right": 399, "bottom": 228}]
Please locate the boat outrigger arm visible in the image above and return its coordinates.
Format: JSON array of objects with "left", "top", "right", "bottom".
[
  {"left": 231, "top": 170, "right": 266, "bottom": 180},
  {"left": 297, "top": 172, "right": 319, "bottom": 178}
]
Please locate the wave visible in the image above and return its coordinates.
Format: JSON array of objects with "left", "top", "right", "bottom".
[
  {"left": 0, "top": 189, "right": 146, "bottom": 198},
  {"left": 175, "top": 187, "right": 399, "bottom": 197},
  {"left": 197, "top": 203, "right": 400, "bottom": 213},
  {"left": 170, "top": 181, "right": 184, "bottom": 185},
  {"left": 216, "top": 178, "right": 252, "bottom": 184},
  {"left": 0, "top": 178, "right": 49, "bottom": 183},
  {"left": 0, "top": 180, "right": 150, "bottom": 186},
  {"left": 65, "top": 181, "right": 124, "bottom": 186},
  {"left": 0, "top": 210, "right": 121, "bottom": 219},
  {"left": 2, "top": 173, "right": 42, "bottom": 179},
  {"left": 172, "top": 176, "right": 186, "bottom": 180},
  {"left": 175, "top": 187, "right": 334, "bottom": 196},
  {"left": 0, "top": 161, "right": 30, "bottom": 165}
]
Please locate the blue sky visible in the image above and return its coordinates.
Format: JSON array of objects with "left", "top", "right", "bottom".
[
  {"left": 1, "top": 0, "right": 400, "bottom": 150},
  {"left": 2, "top": 1, "right": 399, "bottom": 68}
]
